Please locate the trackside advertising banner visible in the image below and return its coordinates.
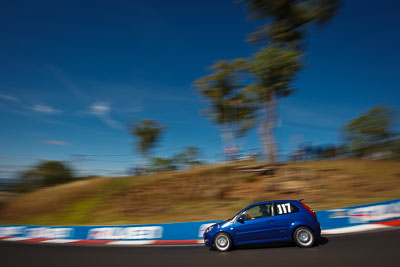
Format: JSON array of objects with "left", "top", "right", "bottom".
[
  {"left": 317, "top": 198, "right": 400, "bottom": 234},
  {"left": 0, "top": 221, "right": 218, "bottom": 242},
  {"left": 0, "top": 199, "right": 399, "bottom": 242}
]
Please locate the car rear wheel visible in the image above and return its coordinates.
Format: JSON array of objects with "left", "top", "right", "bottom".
[
  {"left": 214, "top": 232, "right": 232, "bottom": 252},
  {"left": 294, "top": 227, "right": 315, "bottom": 248}
]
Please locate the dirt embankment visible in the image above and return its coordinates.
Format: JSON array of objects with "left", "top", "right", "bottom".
[{"left": 1, "top": 159, "right": 399, "bottom": 225}]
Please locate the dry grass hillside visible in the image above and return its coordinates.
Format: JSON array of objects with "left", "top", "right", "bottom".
[{"left": 0, "top": 159, "right": 399, "bottom": 225}]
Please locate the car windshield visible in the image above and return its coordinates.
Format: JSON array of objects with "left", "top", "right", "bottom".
[{"left": 227, "top": 211, "right": 242, "bottom": 221}]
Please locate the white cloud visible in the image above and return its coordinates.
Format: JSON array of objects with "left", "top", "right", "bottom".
[
  {"left": 0, "top": 94, "right": 19, "bottom": 102},
  {"left": 42, "top": 140, "right": 69, "bottom": 146},
  {"left": 31, "top": 104, "right": 62, "bottom": 114},
  {"left": 90, "top": 102, "right": 110, "bottom": 116},
  {"left": 89, "top": 102, "right": 122, "bottom": 129}
]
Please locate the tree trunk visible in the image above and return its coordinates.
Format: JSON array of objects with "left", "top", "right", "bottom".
[
  {"left": 220, "top": 123, "right": 237, "bottom": 161},
  {"left": 259, "top": 92, "right": 277, "bottom": 163}
]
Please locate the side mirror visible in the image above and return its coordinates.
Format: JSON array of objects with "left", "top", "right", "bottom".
[{"left": 237, "top": 215, "right": 245, "bottom": 223}]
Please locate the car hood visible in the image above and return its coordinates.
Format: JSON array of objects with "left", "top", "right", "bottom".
[{"left": 212, "top": 218, "right": 233, "bottom": 229}]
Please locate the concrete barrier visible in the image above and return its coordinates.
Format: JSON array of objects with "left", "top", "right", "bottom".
[
  {"left": 0, "top": 199, "right": 399, "bottom": 245},
  {"left": 318, "top": 198, "right": 400, "bottom": 234}
]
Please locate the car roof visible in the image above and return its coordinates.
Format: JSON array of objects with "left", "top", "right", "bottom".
[{"left": 243, "top": 199, "right": 301, "bottom": 210}]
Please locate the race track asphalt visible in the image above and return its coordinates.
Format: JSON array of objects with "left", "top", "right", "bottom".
[{"left": 1, "top": 228, "right": 399, "bottom": 267}]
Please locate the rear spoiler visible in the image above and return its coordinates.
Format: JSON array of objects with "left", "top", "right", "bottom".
[{"left": 297, "top": 199, "right": 304, "bottom": 202}]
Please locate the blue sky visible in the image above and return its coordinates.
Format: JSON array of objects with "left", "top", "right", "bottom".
[{"left": 0, "top": 0, "right": 399, "bottom": 178}]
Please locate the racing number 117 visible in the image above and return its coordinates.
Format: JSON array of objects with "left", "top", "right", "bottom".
[{"left": 277, "top": 203, "right": 291, "bottom": 214}]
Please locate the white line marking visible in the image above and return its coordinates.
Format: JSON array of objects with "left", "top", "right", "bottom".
[
  {"left": 322, "top": 224, "right": 388, "bottom": 235},
  {"left": 107, "top": 241, "right": 154, "bottom": 245},
  {"left": 40, "top": 239, "right": 79, "bottom": 244}
]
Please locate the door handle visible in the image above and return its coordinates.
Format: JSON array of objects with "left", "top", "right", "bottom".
[{"left": 267, "top": 220, "right": 274, "bottom": 223}]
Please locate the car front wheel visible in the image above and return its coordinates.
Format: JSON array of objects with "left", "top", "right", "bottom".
[
  {"left": 294, "top": 227, "right": 315, "bottom": 248},
  {"left": 214, "top": 232, "right": 232, "bottom": 252}
]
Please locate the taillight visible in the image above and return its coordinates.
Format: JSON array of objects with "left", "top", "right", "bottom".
[{"left": 299, "top": 202, "right": 316, "bottom": 217}]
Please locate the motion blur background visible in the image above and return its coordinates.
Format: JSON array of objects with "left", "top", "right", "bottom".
[{"left": 0, "top": 0, "right": 399, "bottom": 225}]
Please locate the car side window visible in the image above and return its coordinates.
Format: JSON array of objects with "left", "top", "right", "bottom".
[
  {"left": 274, "top": 202, "right": 300, "bottom": 215},
  {"left": 242, "top": 204, "right": 272, "bottom": 220}
]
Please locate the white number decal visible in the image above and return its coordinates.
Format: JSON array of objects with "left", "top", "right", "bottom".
[
  {"left": 285, "top": 203, "right": 291, "bottom": 212},
  {"left": 277, "top": 203, "right": 292, "bottom": 214},
  {"left": 277, "top": 204, "right": 282, "bottom": 214},
  {"left": 282, "top": 204, "right": 287, "bottom": 213}
]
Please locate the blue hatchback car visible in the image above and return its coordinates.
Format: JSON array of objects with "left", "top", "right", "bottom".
[{"left": 203, "top": 199, "right": 321, "bottom": 251}]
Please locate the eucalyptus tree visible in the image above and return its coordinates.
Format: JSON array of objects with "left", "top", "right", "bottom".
[
  {"left": 18, "top": 161, "right": 74, "bottom": 192},
  {"left": 195, "top": 59, "right": 256, "bottom": 158},
  {"left": 343, "top": 106, "right": 395, "bottom": 157},
  {"left": 130, "top": 119, "right": 165, "bottom": 166},
  {"left": 242, "top": 0, "right": 340, "bottom": 163},
  {"left": 174, "top": 146, "right": 203, "bottom": 168},
  {"left": 246, "top": 46, "right": 301, "bottom": 162},
  {"left": 245, "top": 0, "right": 341, "bottom": 48}
]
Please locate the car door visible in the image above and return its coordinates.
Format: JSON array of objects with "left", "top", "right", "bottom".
[
  {"left": 234, "top": 203, "right": 275, "bottom": 242},
  {"left": 270, "top": 202, "right": 301, "bottom": 239}
]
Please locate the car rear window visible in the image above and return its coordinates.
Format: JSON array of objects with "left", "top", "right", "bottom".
[{"left": 274, "top": 202, "right": 300, "bottom": 215}]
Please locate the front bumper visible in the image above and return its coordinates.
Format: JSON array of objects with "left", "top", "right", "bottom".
[{"left": 203, "top": 232, "right": 213, "bottom": 247}]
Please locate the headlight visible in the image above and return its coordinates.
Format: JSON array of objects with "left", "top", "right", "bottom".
[{"left": 205, "top": 225, "right": 214, "bottom": 233}]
